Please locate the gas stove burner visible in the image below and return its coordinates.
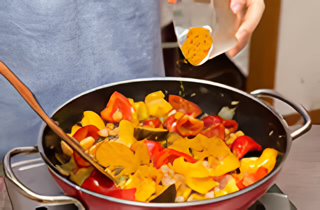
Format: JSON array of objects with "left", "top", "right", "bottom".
[{"left": 2, "top": 153, "right": 297, "bottom": 210}]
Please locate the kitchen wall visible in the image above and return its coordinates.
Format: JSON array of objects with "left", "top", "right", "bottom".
[
  {"left": 160, "top": 0, "right": 320, "bottom": 122},
  {"left": 274, "top": 0, "right": 320, "bottom": 116}
]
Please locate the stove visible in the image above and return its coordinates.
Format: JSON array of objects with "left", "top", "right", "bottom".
[{"left": 1, "top": 152, "right": 297, "bottom": 210}]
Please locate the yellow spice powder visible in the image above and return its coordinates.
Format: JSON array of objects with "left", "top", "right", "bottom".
[{"left": 181, "top": 27, "right": 213, "bottom": 65}]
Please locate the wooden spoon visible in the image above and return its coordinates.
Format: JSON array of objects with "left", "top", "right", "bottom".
[{"left": 0, "top": 61, "right": 116, "bottom": 183}]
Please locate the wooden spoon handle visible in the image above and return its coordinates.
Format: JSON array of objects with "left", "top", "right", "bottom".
[{"left": 0, "top": 61, "right": 115, "bottom": 182}]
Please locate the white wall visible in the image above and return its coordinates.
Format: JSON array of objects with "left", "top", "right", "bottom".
[{"left": 274, "top": 0, "right": 320, "bottom": 114}]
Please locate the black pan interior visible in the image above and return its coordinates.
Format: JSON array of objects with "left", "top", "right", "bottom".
[{"left": 41, "top": 79, "right": 287, "bottom": 170}]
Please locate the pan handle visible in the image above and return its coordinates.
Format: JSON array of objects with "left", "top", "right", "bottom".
[
  {"left": 250, "top": 89, "right": 312, "bottom": 140},
  {"left": 3, "top": 146, "right": 85, "bottom": 210}
]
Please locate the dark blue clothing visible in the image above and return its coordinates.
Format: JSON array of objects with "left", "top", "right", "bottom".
[{"left": 0, "top": 0, "right": 164, "bottom": 158}]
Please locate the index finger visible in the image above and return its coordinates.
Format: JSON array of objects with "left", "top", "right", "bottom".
[{"left": 238, "top": 0, "right": 265, "bottom": 34}]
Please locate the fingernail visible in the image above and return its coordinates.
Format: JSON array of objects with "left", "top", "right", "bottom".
[{"left": 231, "top": 3, "right": 242, "bottom": 14}]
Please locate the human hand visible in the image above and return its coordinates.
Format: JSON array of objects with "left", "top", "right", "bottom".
[{"left": 228, "top": 0, "right": 265, "bottom": 57}]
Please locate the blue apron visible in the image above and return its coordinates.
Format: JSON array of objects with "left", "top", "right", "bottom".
[{"left": 0, "top": 0, "right": 164, "bottom": 158}]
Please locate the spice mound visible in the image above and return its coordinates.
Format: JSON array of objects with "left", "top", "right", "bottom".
[{"left": 181, "top": 27, "right": 213, "bottom": 66}]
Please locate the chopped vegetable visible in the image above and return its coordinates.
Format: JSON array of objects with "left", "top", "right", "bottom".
[
  {"left": 134, "top": 127, "right": 168, "bottom": 141},
  {"left": 73, "top": 125, "right": 100, "bottom": 141},
  {"left": 81, "top": 111, "right": 105, "bottom": 130},
  {"left": 154, "top": 148, "right": 197, "bottom": 169},
  {"left": 58, "top": 91, "right": 279, "bottom": 203},
  {"left": 101, "top": 91, "right": 134, "bottom": 123},
  {"left": 143, "top": 118, "right": 162, "bottom": 128},
  {"left": 145, "top": 91, "right": 173, "bottom": 117},
  {"left": 60, "top": 141, "right": 73, "bottom": 157},
  {"left": 80, "top": 136, "right": 95, "bottom": 150},
  {"left": 116, "top": 120, "right": 137, "bottom": 147},
  {"left": 240, "top": 148, "right": 278, "bottom": 174},
  {"left": 132, "top": 101, "right": 149, "bottom": 121},
  {"left": 81, "top": 170, "right": 136, "bottom": 200},
  {"left": 168, "top": 95, "right": 202, "bottom": 117},
  {"left": 218, "top": 106, "right": 237, "bottom": 120},
  {"left": 231, "top": 136, "right": 263, "bottom": 159},
  {"left": 176, "top": 114, "right": 204, "bottom": 137}
]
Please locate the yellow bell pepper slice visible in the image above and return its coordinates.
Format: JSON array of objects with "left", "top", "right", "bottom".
[
  {"left": 135, "top": 178, "right": 156, "bottom": 202},
  {"left": 70, "top": 124, "right": 81, "bottom": 136},
  {"left": 215, "top": 176, "right": 240, "bottom": 197},
  {"left": 214, "top": 189, "right": 228, "bottom": 197},
  {"left": 222, "top": 176, "right": 239, "bottom": 193},
  {"left": 80, "top": 111, "right": 105, "bottom": 130},
  {"left": 187, "top": 193, "right": 206, "bottom": 201},
  {"left": 207, "top": 154, "right": 240, "bottom": 177},
  {"left": 224, "top": 177, "right": 239, "bottom": 193},
  {"left": 201, "top": 136, "right": 230, "bottom": 158},
  {"left": 116, "top": 120, "right": 137, "bottom": 147},
  {"left": 95, "top": 141, "right": 139, "bottom": 178},
  {"left": 240, "top": 148, "right": 278, "bottom": 174},
  {"left": 184, "top": 176, "right": 218, "bottom": 194},
  {"left": 172, "top": 157, "right": 209, "bottom": 178},
  {"left": 168, "top": 134, "right": 205, "bottom": 156},
  {"left": 70, "top": 167, "right": 94, "bottom": 186},
  {"left": 176, "top": 184, "right": 192, "bottom": 201},
  {"left": 133, "top": 101, "right": 150, "bottom": 121},
  {"left": 127, "top": 98, "right": 141, "bottom": 125},
  {"left": 196, "top": 136, "right": 240, "bottom": 176},
  {"left": 125, "top": 165, "right": 158, "bottom": 201},
  {"left": 167, "top": 132, "right": 184, "bottom": 145},
  {"left": 145, "top": 91, "right": 172, "bottom": 117},
  {"left": 192, "top": 150, "right": 211, "bottom": 160},
  {"left": 131, "top": 141, "right": 150, "bottom": 165}
]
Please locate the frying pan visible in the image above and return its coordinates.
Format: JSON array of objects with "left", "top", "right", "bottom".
[{"left": 4, "top": 77, "right": 311, "bottom": 210}]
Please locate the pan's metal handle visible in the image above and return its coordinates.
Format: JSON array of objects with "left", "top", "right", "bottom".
[
  {"left": 250, "top": 89, "right": 312, "bottom": 140},
  {"left": 3, "top": 146, "right": 85, "bottom": 210}
]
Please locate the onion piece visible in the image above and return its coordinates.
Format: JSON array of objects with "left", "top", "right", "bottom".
[{"left": 218, "top": 106, "right": 237, "bottom": 120}]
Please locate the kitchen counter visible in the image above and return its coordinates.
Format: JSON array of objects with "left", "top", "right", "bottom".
[
  {"left": 0, "top": 125, "right": 319, "bottom": 210},
  {"left": 275, "top": 124, "right": 320, "bottom": 209}
]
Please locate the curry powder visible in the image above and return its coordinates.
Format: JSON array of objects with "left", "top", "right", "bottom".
[{"left": 181, "top": 27, "right": 213, "bottom": 65}]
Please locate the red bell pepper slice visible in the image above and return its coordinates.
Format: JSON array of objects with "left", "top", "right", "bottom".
[
  {"left": 100, "top": 91, "right": 133, "bottom": 123},
  {"left": 72, "top": 125, "right": 99, "bottom": 167},
  {"left": 223, "top": 120, "right": 238, "bottom": 133},
  {"left": 82, "top": 170, "right": 136, "bottom": 200},
  {"left": 163, "top": 115, "right": 177, "bottom": 133},
  {"left": 203, "top": 116, "right": 223, "bottom": 127},
  {"left": 154, "top": 148, "right": 197, "bottom": 169},
  {"left": 74, "top": 152, "right": 91, "bottom": 167},
  {"left": 243, "top": 167, "right": 268, "bottom": 187},
  {"left": 144, "top": 140, "right": 197, "bottom": 169},
  {"left": 73, "top": 125, "right": 100, "bottom": 141},
  {"left": 143, "top": 118, "right": 162, "bottom": 128},
  {"left": 231, "top": 136, "right": 262, "bottom": 159},
  {"left": 176, "top": 114, "right": 204, "bottom": 137},
  {"left": 232, "top": 167, "right": 268, "bottom": 190},
  {"left": 200, "top": 123, "right": 225, "bottom": 139},
  {"left": 200, "top": 116, "right": 225, "bottom": 139},
  {"left": 168, "top": 95, "right": 202, "bottom": 117},
  {"left": 235, "top": 178, "right": 247, "bottom": 190},
  {"left": 144, "top": 140, "right": 164, "bottom": 162}
]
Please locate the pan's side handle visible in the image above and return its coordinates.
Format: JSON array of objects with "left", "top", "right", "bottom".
[
  {"left": 3, "top": 146, "right": 85, "bottom": 210},
  {"left": 250, "top": 89, "right": 312, "bottom": 140}
]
